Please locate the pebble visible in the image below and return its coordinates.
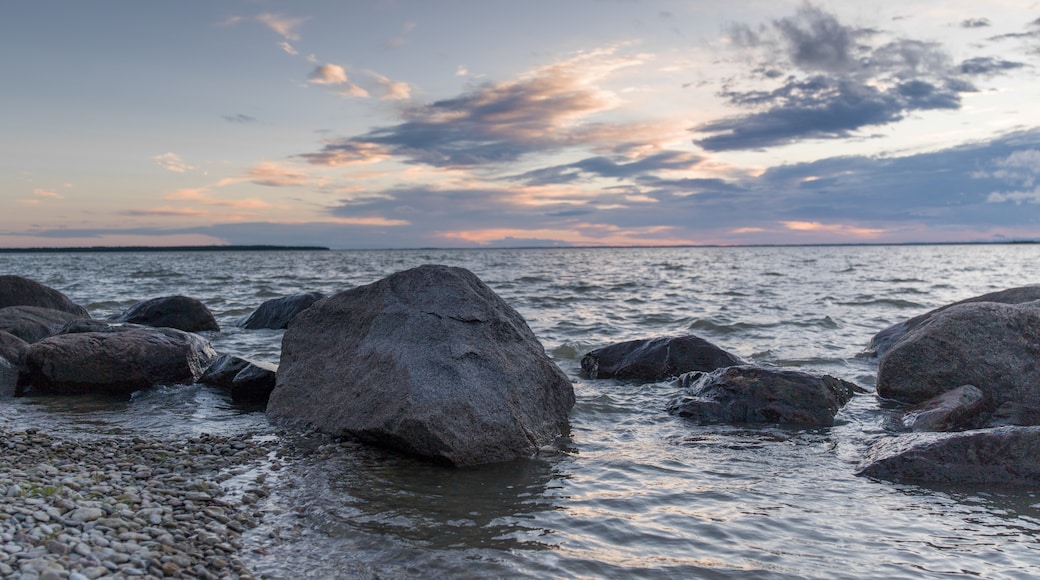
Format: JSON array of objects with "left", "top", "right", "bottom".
[{"left": 0, "top": 427, "right": 275, "bottom": 579}]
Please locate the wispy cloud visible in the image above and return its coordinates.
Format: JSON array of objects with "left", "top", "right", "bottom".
[
  {"left": 980, "top": 149, "right": 1040, "bottom": 204},
  {"left": 307, "top": 64, "right": 369, "bottom": 97},
  {"left": 223, "top": 114, "right": 257, "bottom": 124},
  {"left": 302, "top": 47, "right": 645, "bottom": 168},
  {"left": 256, "top": 13, "right": 306, "bottom": 41},
  {"left": 246, "top": 162, "right": 310, "bottom": 187},
  {"left": 153, "top": 152, "right": 194, "bottom": 173}
]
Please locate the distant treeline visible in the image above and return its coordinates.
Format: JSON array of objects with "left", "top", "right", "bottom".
[{"left": 0, "top": 245, "right": 331, "bottom": 253}]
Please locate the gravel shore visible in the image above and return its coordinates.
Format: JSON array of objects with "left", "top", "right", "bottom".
[{"left": 0, "top": 427, "right": 278, "bottom": 579}]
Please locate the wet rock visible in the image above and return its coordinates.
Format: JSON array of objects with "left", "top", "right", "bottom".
[
  {"left": 115, "top": 295, "right": 219, "bottom": 333},
  {"left": 581, "top": 335, "right": 742, "bottom": 382},
  {"left": 857, "top": 426, "right": 1040, "bottom": 485},
  {"left": 0, "top": 330, "right": 28, "bottom": 364},
  {"left": 239, "top": 292, "right": 325, "bottom": 330},
  {"left": 667, "top": 365, "right": 859, "bottom": 427},
  {"left": 0, "top": 356, "right": 17, "bottom": 398},
  {"left": 0, "top": 306, "right": 86, "bottom": 343},
  {"left": 20, "top": 327, "right": 217, "bottom": 395},
  {"left": 877, "top": 301, "right": 1040, "bottom": 427},
  {"left": 268, "top": 264, "right": 575, "bottom": 466},
  {"left": 0, "top": 275, "right": 90, "bottom": 317},
  {"left": 901, "top": 385, "right": 986, "bottom": 432},
  {"left": 866, "top": 285, "right": 1040, "bottom": 357},
  {"left": 199, "top": 354, "right": 277, "bottom": 403}
]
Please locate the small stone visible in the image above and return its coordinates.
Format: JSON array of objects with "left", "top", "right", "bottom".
[{"left": 68, "top": 507, "right": 104, "bottom": 523}]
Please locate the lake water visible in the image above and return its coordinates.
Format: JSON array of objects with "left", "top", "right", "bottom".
[{"left": 2, "top": 245, "right": 1039, "bottom": 578}]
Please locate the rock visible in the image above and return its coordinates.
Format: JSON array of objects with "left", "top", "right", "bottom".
[
  {"left": 0, "top": 329, "right": 29, "bottom": 364},
  {"left": 877, "top": 301, "right": 1040, "bottom": 427},
  {"left": 0, "top": 356, "right": 17, "bottom": 398},
  {"left": 199, "top": 354, "right": 277, "bottom": 403},
  {"left": 0, "top": 306, "right": 86, "bottom": 343},
  {"left": 857, "top": 426, "right": 1040, "bottom": 485},
  {"left": 20, "top": 326, "right": 217, "bottom": 395},
  {"left": 866, "top": 285, "right": 1040, "bottom": 357},
  {"left": 115, "top": 295, "right": 219, "bottom": 332},
  {"left": 267, "top": 264, "right": 575, "bottom": 466},
  {"left": 901, "top": 385, "right": 987, "bottom": 432},
  {"left": 581, "top": 335, "right": 743, "bottom": 382},
  {"left": 0, "top": 275, "right": 90, "bottom": 317},
  {"left": 667, "top": 365, "right": 859, "bottom": 427},
  {"left": 239, "top": 292, "right": 325, "bottom": 330}
]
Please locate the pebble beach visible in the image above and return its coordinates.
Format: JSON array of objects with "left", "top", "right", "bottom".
[{"left": 0, "top": 428, "right": 277, "bottom": 579}]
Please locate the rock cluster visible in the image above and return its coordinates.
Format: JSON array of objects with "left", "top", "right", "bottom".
[
  {"left": 859, "top": 286, "right": 1040, "bottom": 485},
  {"left": 0, "top": 427, "right": 274, "bottom": 579}
]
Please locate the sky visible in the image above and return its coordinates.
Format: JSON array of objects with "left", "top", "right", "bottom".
[{"left": 3, "top": 0, "right": 1040, "bottom": 249}]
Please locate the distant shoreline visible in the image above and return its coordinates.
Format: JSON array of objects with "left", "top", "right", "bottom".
[
  {"left": 0, "top": 245, "right": 331, "bottom": 253},
  {"left": 0, "top": 240, "right": 1034, "bottom": 253}
]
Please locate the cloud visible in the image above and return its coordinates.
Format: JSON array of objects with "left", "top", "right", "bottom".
[
  {"left": 980, "top": 149, "right": 1040, "bottom": 204},
  {"left": 153, "top": 152, "right": 194, "bottom": 173},
  {"left": 246, "top": 162, "right": 310, "bottom": 187},
  {"left": 514, "top": 150, "right": 704, "bottom": 186},
  {"left": 223, "top": 114, "right": 257, "bottom": 124},
  {"left": 31, "top": 188, "right": 63, "bottom": 200},
  {"left": 961, "top": 18, "right": 991, "bottom": 29},
  {"left": 694, "top": 5, "right": 977, "bottom": 151},
  {"left": 279, "top": 42, "right": 298, "bottom": 56},
  {"left": 367, "top": 71, "right": 411, "bottom": 100},
  {"left": 301, "top": 48, "right": 643, "bottom": 168},
  {"left": 308, "top": 64, "right": 349, "bottom": 84},
  {"left": 958, "top": 57, "right": 1026, "bottom": 75},
  {"left": 256, "top": 13, "right": 306, "bottom": 41}
]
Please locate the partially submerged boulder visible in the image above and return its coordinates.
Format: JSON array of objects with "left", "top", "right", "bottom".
[
  {"left": 0, "top": 306, "right": 86, "bottom": 343},
  {"left": 20, "top": 326, "right": 216, "bottom": 396},
  {"left": 857, "top": 426, "right": 1040, "bottom": 485},
  {"left": 199, "top": 354, "right": 277, "bottom": 403},
  {"left": 0, "top": 330, "right": 29, "bottom": 365},
  {"left": 239, "top": 292, "right": 325, "bottom": 330},
  {"left": 115, "top": 295, "right": 219, "bottom": 333},
  {"left": 877, "top": 301, "right": 1040, "bottom": 427},
  {"left": 900, "top": 385, "right": 986, "bottom": 432},
  {"left": 267, "top": 264, "right": 575, "bottom": 466},
  {"left": 668, "top": 365, "right": 859, "bottom": 427},
  {"left": 581, "top": 335, "right": 742, "bottom": 382},
  {"left": 866, "top": 285, "right": 1040, "bottom": 357},
  {"left": 0, "top": 275, "right": 90, "bottom": 317}
]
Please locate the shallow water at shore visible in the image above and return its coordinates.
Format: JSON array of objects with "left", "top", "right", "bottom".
[{"left": 3, "top": 245, "right": 1040, "bottom": 578}]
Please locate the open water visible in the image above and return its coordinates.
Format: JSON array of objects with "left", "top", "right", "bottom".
[{"left": 2, "top": 244, "right": 1039, "bottom": 578}]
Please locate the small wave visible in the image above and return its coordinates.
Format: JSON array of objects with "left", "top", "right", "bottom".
[
  {"left": 838, "top": 298, "right": 925, "bottom": 309},
  {"left": 689, "top": 319, "right": 769, "bottom": 333}
]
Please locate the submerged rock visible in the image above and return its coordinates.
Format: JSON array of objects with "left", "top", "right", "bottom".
[
  {"left": 668, "top": 365, "right": 859, "bottom": 427},
  {"left": 866, "top": 285, "right": 1040, "bottom": 357},
  {"left": 901, "top": 385, "right": 986, "bottom": 432},
  {"left": 581, "top": 335, "right": 742, "bottom": 382},
  {"left": 877, "top": 301, "right": 1040, "bottom": 427},
  {"left": 267, "top": 264, "right": 575, "bottom": 466},
  {"left": 0, "top": 275, "right": 90, "bottom": 317},
  {"left": 239, "top": 292, "right": 325, "bottom": 330},
  {"left": 858, "top": 426, "right": 1040, "bottom": 485},
  {"left": 20, "top": 326, "right": 217, "bottom": 396},
  {"left": 199, "top": 354, "right": 278, "bottom": 403},
  {"left": 115, "top": 295, "right": 219, "bottom": 332},
  {"left": 0, "top": 306, "right": 86, "bottom": 343}
]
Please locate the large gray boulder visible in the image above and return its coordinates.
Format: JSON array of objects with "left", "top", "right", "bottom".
[
  {"left": 20, "top": 326, "right": 216, "bottom": 396},
  {"left": 239, "top": 292, "right": 325, "bottom": 330},
  {"left": 858, "top": 426, "right": 1040, "bottom": 485},
  {"left": 0, "top": 306, "right": 86, "bottom": 343},
  {"left": 667, "top": 365, "right": 859, "bottom": 427},
  {"left": 866, "top": 285, "right": 1040, "bottom": 357},
  {"left": 581, "top": 335, "right": 742, "bottom": 382},
  {"left": 0, "top": 275, "right": 90, "bottom": 317},
  {"left": 267, "top": 264, "right": 575, "bottom": 466},
  {"left": 0, "top": 330, "right": 29, "bottom": 365},
  {"left": 900, "top": 385, "right": 986, "bottom": 432},
  {"left": 199, "top": 354, "right": 277, "bottom": 403},
  {"left": 115, "top": 295, "right": 219, "bottom": 333},
  {"left": 877, "top": 301, "right": 1040, "bottom": 427}
]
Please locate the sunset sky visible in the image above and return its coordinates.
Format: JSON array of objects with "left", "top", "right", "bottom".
[{"left": 4, "top": 1, "right": 1040, "bottom": 248}]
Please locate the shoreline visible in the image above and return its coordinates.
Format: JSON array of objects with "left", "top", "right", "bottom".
[{"left": 0, "top": 427, "right": 277, "bottom": 579}]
